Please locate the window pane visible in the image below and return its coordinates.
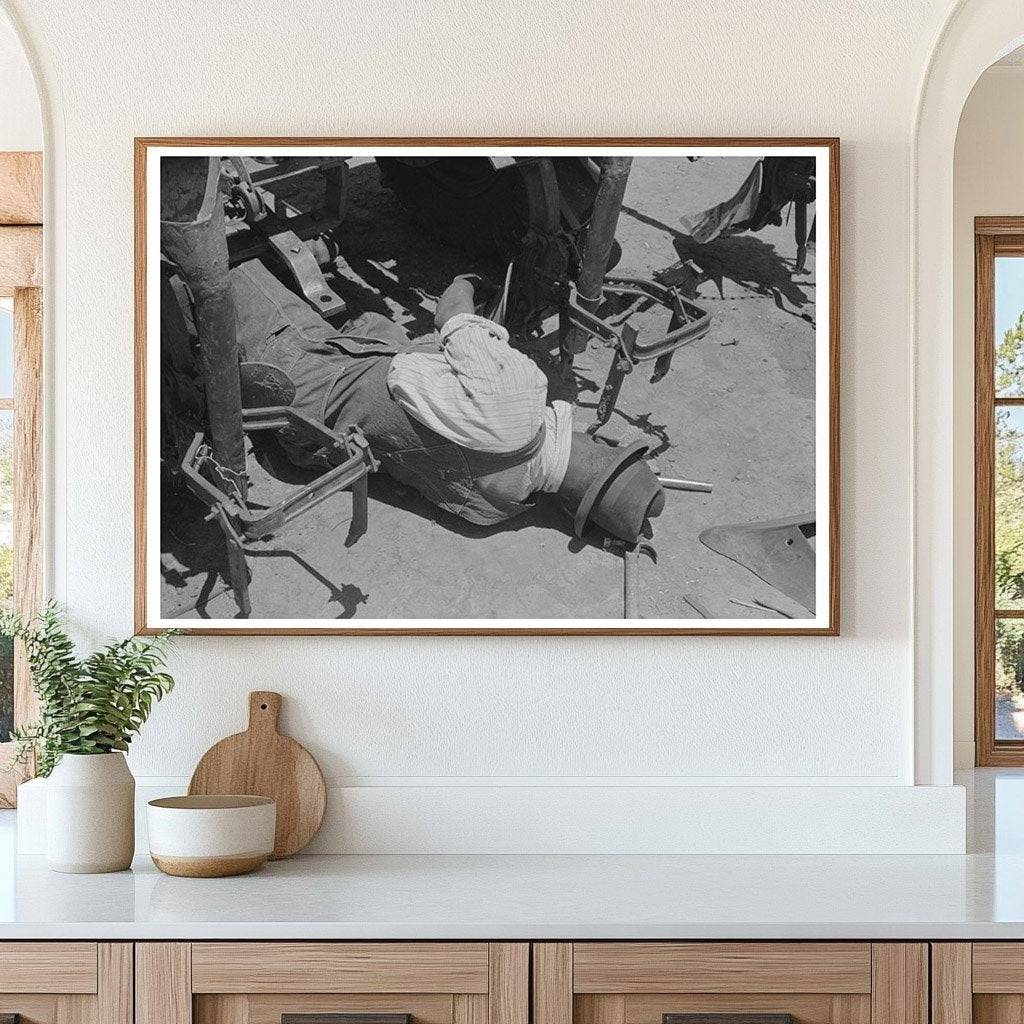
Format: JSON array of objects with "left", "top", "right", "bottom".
[
  {"left": 0, "top": 300, "right": 11, "bottom": 399},
  {"left": 998, "top": 619, "right": 1024, "bottom": 740},
  {"left": 996, "top": 256, "right": 1024, "bottom": 396},
  {"left": 996, "top": 406, "right": 1024, "bottom": 608},
  {"left": 0, "top": 409, "right": 11, "bottom": 742}
]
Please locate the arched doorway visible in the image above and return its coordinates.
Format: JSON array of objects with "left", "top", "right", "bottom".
[{"left": 914, "top": 0, "right": 1024, "bottom": 785}]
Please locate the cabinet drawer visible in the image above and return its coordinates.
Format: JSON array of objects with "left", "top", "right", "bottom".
[
  {"left": 0, "top": 942, "right": 98, "bottom": 993},
  {"left": 139, "top": 942, "right": 528, "bottom": 1024},
  {"left": 572, "top": 944, "right": 872, "bottom": 994},
  {"left": 191, "top": 943, "right": 490, "bottom": 993},
  {"left": 973, "top": 943, "right": 1024, "bottom": 992},
  {"left": 0, "top": 943, "right": 130, "bottom": 1024},
  {"left": 534, "top": 944, "right": 926, "bottom": 1024},
  {"left": 934, "top": 943, "right": 1024, "bottom": 1024}
]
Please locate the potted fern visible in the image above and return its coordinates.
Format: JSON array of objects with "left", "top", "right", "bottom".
[{"left": 1, "top": 604, "right": 177, "bottom": 873}]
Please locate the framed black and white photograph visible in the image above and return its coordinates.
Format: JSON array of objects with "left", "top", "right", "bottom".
[{"left": 135, "top": 139, "right": 839, "bottom": 635}]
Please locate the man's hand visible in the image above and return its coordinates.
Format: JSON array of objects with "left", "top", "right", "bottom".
[{"left": 434, "top": 274, "right": 478, "bottom": 329}]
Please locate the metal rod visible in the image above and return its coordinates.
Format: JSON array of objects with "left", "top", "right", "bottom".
[
  {"left": 568, "top": 157, "right": 633, "bottom": 356},
  {"left": 658, "top": 476, "right": 713, "bottom": 493},
  {"left": 226, "top": 545, "right": 252, "bottom": 617},
  {"left": 162, "top": 156, "right": 250, "bottom": 613},
  {"left": 161, "top": 157, "right": 247, "bottom": 495},
  {"left": 210, "top": 505, "right": 252, "bottom": 617},
  {"left": 623, "top": 544, "right": 640, "bottom": 618},
  {"left": 794, "top": 199, "right": 808, "bottom": 273}
]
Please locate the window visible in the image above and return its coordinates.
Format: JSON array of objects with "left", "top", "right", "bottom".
[
  {"left": 975, "top": 220, "right": 1024, "bottom": 764},
  {"left": 0, "top": 288, "right": 40, "bottom": 803},
  {"left": 0, "top": 152, "right": 42, "bottom": 805},
  {"left": 0, "top": 299, "right": 11, "bottom": 744}
]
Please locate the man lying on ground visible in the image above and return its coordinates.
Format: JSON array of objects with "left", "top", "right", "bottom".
[{"left": 232, "top": 261, "right": 663, "bottom": 543}]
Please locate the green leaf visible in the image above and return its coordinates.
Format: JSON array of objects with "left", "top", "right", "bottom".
[{"left": 7, "top": 604, "right": 178, "bottom": 775}]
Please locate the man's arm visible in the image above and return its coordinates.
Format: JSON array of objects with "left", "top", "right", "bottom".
[
  {"left": 390, "top": 273, "right": 549, "bottom": 454},
  {"left": 434, "top": 274, "right": 479, "bottom": 329}
]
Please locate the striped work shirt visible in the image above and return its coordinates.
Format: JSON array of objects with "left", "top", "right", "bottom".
[{"left": 387, "top": 313, "right": 572, "bottom": 493}]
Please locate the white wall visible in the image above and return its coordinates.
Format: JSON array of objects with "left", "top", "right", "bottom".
[
  {"left": 0, "top": 7, "right": 40, "bottom": 151},
  {"left": 0, "top": 0, "right": 975, "bottom": 851},
  {"left": 952, "top": 63, "right": 1024, "bottom": 768}
]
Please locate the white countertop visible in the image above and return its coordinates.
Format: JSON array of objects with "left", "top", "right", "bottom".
[
  {"left": 1, "top": 769, "right": 1022, "bottom": 941},
  {"left": 1, "top": 849, "right": 1023, "bottom": 940}
]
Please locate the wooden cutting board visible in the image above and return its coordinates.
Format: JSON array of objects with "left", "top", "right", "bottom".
[{"left": 188, "top": 691, "right": 326, "bottom": 859}]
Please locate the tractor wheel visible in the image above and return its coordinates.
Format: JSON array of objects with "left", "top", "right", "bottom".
[
  {"left": 376, "top": 157, "right": 530, "bottom": 260},
  {"left": 376, "top": 156, "right": 602, "bottom": 263}
]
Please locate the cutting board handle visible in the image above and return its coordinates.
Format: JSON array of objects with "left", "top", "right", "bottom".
[{"left": 248, "top": 691, "right": 282, "bottom": 734}]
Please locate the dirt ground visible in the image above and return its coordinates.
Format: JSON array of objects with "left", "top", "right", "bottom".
[{"left": 160, "top": 156, "right": 817, "bottom": 622}]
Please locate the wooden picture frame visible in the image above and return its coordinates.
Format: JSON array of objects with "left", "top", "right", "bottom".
[
  {"left": 0, "top": 151, "right": 43, "bottom": 806},
  {"left": 135, "top": 138, "right": 840, "bottom": 636}
]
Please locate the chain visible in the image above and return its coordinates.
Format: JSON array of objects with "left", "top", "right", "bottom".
[{"left": 194, "top": 443, "right": 248, "bottom": 507}]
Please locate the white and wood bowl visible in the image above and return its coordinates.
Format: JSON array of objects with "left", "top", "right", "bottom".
[{"left": 147, "top": 795, "right": 276, "bottom": 877}]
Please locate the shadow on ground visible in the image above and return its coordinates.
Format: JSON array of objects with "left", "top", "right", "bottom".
[{"left": 621, "top": 204, "right": 812, "bottom": 323}]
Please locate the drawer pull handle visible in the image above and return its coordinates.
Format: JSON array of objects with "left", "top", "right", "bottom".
[
  {"left": 283, "top": 1016, "right": 411, "bottom": 1024},
  {"left": 665, "top": 1016, "right": 796, "bottom": 1024}
]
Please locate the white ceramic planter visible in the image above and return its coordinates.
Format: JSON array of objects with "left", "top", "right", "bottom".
[{"left": 46, "top": 752, "right": 135, "bottom": 873}]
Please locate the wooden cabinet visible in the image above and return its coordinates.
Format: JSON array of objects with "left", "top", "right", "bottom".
[
  {"left": 931, "top": 943, "right": 1024, "bottom": 1024},
  {"left": 532, "top": 944, "right": 928, "bottom": 1024},
  {"left": 0, "top": 943, "right": 132, "bottom": 1024},
  {"left": 136, "top": 943, "right": 528, "bottom": 1024},
  {"left": 0, "top": 938, "right": 941, "bottom": 1024}
]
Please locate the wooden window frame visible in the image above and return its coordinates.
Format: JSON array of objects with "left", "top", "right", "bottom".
[
  {"left": 0, "top": 151, "right": 43, "bottom": 806},
  {"left": 975, "top": 217, "right": 1024, "bottom": 764}
]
